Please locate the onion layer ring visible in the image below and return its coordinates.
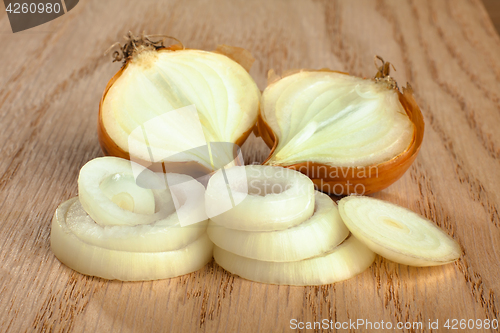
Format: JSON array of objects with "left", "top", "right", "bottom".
[
  {"left": 205, "top": 165, "right": 315, "bottom": 231},
  {"left": 213, "top": 235, "right": 375, "bottom": 286},
  {"left": 207, "top": 192, "right": 349, "bottom": 261},
  {"left": 78, "top": 157, "right": 173, "bottom": 226},
  {"left": 51, "top": 198, "right": 213, "bottom": 281}
]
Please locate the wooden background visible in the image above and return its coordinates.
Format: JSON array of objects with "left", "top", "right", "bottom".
[{"left": 1, "top": 0, "right": 499, "bottom": 332}]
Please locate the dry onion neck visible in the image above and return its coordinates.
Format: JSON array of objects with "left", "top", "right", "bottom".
[
  {"left": 105, "top": 31, "right": 184, "bottom": 63},
  {"left": 373, "top": 55, "right": 398, "bottom": 90}
]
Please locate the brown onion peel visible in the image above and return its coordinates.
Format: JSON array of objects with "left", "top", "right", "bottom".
[
  {"left": 259, "top": 69, "right": 425, "bottom": 195},
  {"left": 98, "top": 42, "right": 257, "bottom": 178}
]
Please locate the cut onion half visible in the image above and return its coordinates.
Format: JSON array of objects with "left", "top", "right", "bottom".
[
  {"left": 213, "top": 236, "right": 375, "bottom": 286},
  {"left": 259, "top": 65, "right": 425, "bottom": 195},
  {"left": 205, "top": 165, "right": 315, "bottom": 231},
  {"left": 78, "top": 157, "right": 174, "bottom": 226},
  {"left": 98, "top": 36, "right": 261, "bottom": 176},
  {"left": 338, "top": 196, "right": 461, "bottom": 266},
  {"left": 51, "top": 198, "right": 213, "bottom": 281},
  {"left": 207, "top": 192, "right": 349, "bottom": 261}
]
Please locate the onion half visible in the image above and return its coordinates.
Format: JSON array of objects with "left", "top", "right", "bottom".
[
  {"left": 51, "top": 198, "right": 213, "bottom": 281},
  {"left": 258, "top": 67, "right": 424, "bottom": 195},
  {"left": 213, "top": 236, "right": 375, "bottom": 286},
  {"left": 98, "top": 36, "right": 261, "bottom": 177},
  {"left": 338, "top": 196, "right": 461, "bottom": 266},
  {"left": 207, "top": 192, "right": 349, "bottom": 261}
]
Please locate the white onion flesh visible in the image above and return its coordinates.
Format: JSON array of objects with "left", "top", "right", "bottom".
[
  {"left": 213, "top": 236, "right": 375, "bottom": 286},
  {"left": 78, "top": 157, "right": 174, "bottom": 226},
  {"left": 338, "top": 196, "right": 461, "bottom": 266},
  {"left": 100, "top": 173, "right": 155, "bottom": 214},
  {"left": 205, "top": 165, "right": 315, "bottom": 231},
  {"left": 51, "top": 198, "right": 213, "bottom": 281},
  {"left": 102, "top": 49, "right": 261, "bottom": 169},
  {"left": 261, "top": 71, "right": 414, "bottom": 167},
  {"left": 207, "top": 192, "right": 349, "bottom": 261},
  {"left": 65, "top": 198, "right": 207, "bottom": 253}
]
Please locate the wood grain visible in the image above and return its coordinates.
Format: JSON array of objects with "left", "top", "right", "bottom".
[
  {"left": 0, "top": 0, "right": 499, "bottom": 332},
  {"left": 481, "top": 0, "right": 500, "bottom": 33}
]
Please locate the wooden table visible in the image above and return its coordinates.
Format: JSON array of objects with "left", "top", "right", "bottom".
[
  {"left": 1, "top": 0, "right": 499, "bottom": 332},
  {"left": 482, "top": 0, "right": 500, "bottom": 33}
]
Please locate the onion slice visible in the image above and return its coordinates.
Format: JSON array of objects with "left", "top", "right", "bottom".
[
  {"left": 205, "top": 165, "right": 315, "bottom": 231},
  {"left": 213, "top": 236, "right": 375, "bottom": 286},
  {"left": 78, "top": 157, "right": 173, "bottom": 226},
  {"left": 65, "top": 198, "right": 207, "bottom": 253},
  {"left": 338, "top": 196, "right": 461, "bottom": 266},
  {"left": 51, "top": 198, "right": 213, "bottom": 281},
  {"left": 207, "top": 192, "right": 349, "bottom": 261}
]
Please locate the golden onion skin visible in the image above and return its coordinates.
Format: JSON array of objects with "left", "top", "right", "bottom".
[
  {"left": 259, "top": 71, "right": 424, "bottom": 196},
  {"left": 98, "top": 44, "right": 257, "bottom": 178}
]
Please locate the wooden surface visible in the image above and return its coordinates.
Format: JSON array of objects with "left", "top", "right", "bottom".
[
  {"left": 1, "top": 0, "right": 500, "bottom": 332},
  {"left": 482, "top": 0, "right": 500, "bottom": 33}
]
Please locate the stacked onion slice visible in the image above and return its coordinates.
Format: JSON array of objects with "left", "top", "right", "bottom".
[
  {"left": 51, "top": 157, "right": 213, "bottom": 281},
  {"left": 206, "top": 165, "right": 376, "bottom": 286},
  {"left": 207, "top": 165, "right": 461, "bottom": 285}
]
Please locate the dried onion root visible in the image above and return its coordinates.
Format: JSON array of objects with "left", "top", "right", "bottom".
[
  {"left": 213, "top": 236, "right": 375, "bottom": 286},
  {"left": 205, "top": 165, "right": 315, "bottom": 231},
  {"left": 207, "top": 192, "right": 349, "bottom": 262},
  {"left": 338, "top": 196, "right": 461, "bottom": 266},
  {"left": 51, "top": 157, "right": 212, "bottom": 281}
]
